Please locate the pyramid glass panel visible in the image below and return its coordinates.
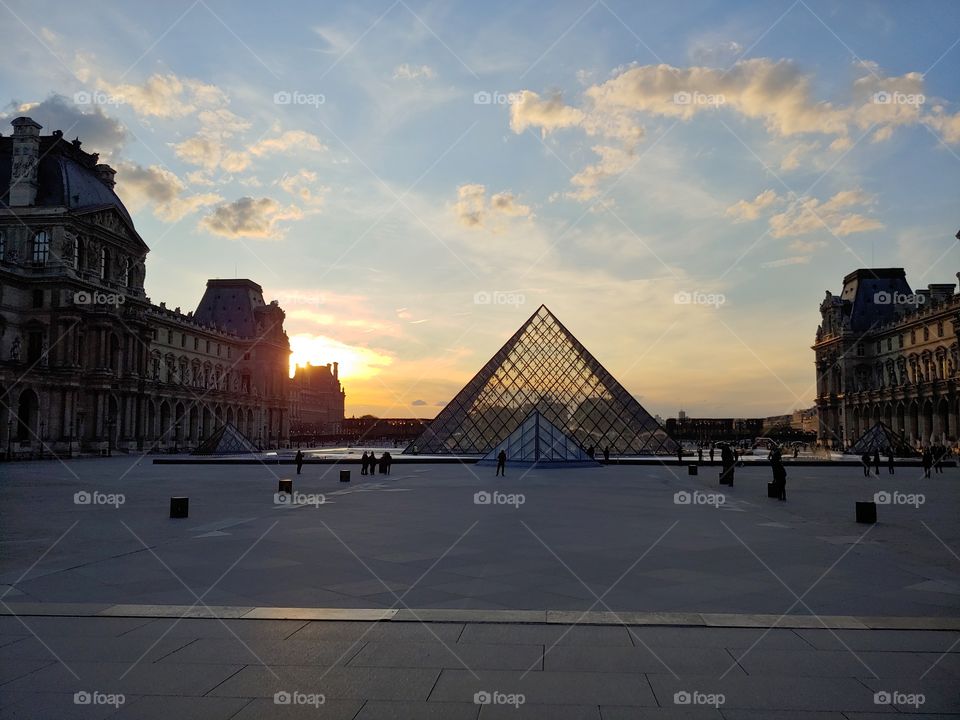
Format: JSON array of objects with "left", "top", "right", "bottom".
[
  {"left": 847, "top": 421, "right": 917, "bottom": 457},
  {"left": 406, "top": 305, "right": 677, "bottom": 456},
  {"left": 478, "top": 411, "right": 596, "bottom": 465},
  {"left": 192, "top": 422, "right": 259, "bottom": 455}
]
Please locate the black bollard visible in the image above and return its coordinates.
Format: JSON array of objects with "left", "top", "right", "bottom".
[
  {"left": 340, "top": 470, "right": 351, "bottom": 483},
  {"left": 170, "top": 497, "right": 189, "bottom": 518},
  {"left": 856, "top": 501, "right": 877, "bottom": 524},
  {"left": 687, "top": 465, "right": 698, "bottom": 476},
  {"left": 767, "top": 482, "right": 778, "bottom": 498},
  {"left": 278, "top": 479, "right": 293, "bottom": 494}
]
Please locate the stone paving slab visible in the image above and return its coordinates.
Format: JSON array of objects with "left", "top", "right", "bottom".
[
  {"left": 348, "top": 640, "right": 544, "bottom": 670},
  {"left": 208, "top": 665, "right": 440, "bottom": 700},
  {"left": 542, "top": 645, "right": 744, "bottom": 676},
  {"left": 229, "top": 697, "right": 364, "bottom": 719},
  {"left": 354, "top": 700, "right": 480, "bottom": 719},
  {"left": 459, "top": 623, "right": 633, "bottom": 646}
]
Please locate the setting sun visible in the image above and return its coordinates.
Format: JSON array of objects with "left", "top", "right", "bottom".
[{"left": 288, "top": 333, "right": 393, "bottom": 380}]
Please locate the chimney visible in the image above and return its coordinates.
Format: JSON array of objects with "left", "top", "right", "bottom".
[
  {"left": 333, "top": 361, "right": 339, "bottom": 380},
  {"left": 927, "top": 283, "right": 955, "bottom": 304},
  {"left": 94, "top": 163, "right": 116, "bottom": 189},
  {"left": 9, "top": 117, "right": 42, "bottom": 206}
]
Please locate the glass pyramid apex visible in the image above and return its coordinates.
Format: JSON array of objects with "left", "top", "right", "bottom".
[
  {"left": 406, "top": 305, "right": 677, "bottom": 456},
  {"left": 847, "top": 421, "right": 917, "bottom": 457},
  {"left": 192, "top": 422, "right": 259, "bottom": 455}
]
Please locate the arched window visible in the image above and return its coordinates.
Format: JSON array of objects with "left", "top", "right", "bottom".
[
  {"left": 100, "top": 247, "right": 109, "bottom": 281},
  {"left": 32, "top": 230, "right": 49, "bottom": 264}
]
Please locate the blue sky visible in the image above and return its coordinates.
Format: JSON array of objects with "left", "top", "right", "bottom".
[{"left": 2, "top": 0, "right": 958, "bottom": 418}]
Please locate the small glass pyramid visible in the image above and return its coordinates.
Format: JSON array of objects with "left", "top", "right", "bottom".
[
  {"left": 477, "top": 410, "right": 598, "bottom": 466},
  {"left": 847, "top": 421, "right": 917, "bottom": 457},
  {"left": 406, "top": 305, "right": 677, "bottom": 456},
  {"left": 192, "top": 422, "right": 260, "bottom": 455}
]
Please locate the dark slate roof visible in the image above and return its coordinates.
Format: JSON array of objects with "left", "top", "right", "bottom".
[
  {"left": 839, "top": 268, "right": 913, "bottom": 332},
  {"left": 193, "top": 279, "right": 267, "bottom": 338},
  {"left": 0, "top": 132, "right": 143, "bottom": 247}
]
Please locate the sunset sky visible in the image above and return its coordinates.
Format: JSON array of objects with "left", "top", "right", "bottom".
[{"left": 2, "top": 0, "right": 958, "bottom": 419}]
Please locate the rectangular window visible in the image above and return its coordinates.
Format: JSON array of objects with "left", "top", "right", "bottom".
[
  {"left": 167, "top": 330, "right": 173, "bottom": 343},
  {"left": 206, "top": 340, "right": 210, "bottom": 353},
  {"left": 32, "top": 289, "right": 43, "bottom": 308},
  {"left": 181, "top": 334, "right": 186, "bottom": 348},
  {"left": 194, "top": 337, "right": 199, "bottom": 350}
]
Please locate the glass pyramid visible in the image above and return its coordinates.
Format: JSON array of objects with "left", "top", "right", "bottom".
[
  {"left": 477, "top": 410, "right": 597, "bottom": 466},
  {"left": 405, "top": 305, "right": 677, "bottom": 456},
  {"left": 192, "top": 422, "right": 259, "bottom": 455},
  {"left": 847, "top": 421, "right": 917, "bottom": 457}
]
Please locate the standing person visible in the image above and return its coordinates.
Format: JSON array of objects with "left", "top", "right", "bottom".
[
  {"left": 873, "top": 449, "right": 881, "bottom": 475},
  {"left": 887, "top": 448, "right": 895, "bottom": 475},
  {"left": 369, "top": 452, "right": 378, "bottom": 475},
  {"left": 709, "top": 444, "right": 715, "bottom": 463},
  {"left": 698, "top": 447, "right": 703, "bottom": 464},
  {"left": 587, "top": 446, "right": 595, "bottom": 459},
  {"left": 677, "top": 445, "right": 683, "bottom": 465},
  {"left": 360, "top": 451, "right": 369, "bottom": 476},
  {"left": 793, "top": 445, "right": 799, "bottom": 459},
  {"left": 772, "top": 454, "right": 787, "bottom": 501},
  {"left": 295, "top": 449, "right": 304, "bottom": 475},
  {"left": 496, "top": 449, "right": 506, "bottom": 477},
  {"left": 861, "top": 452, "right": 871, "bottom": 477},
  {"left": 379, "top": 452, "right": 388, "bottom": 475},
  {"left": 720, "top": 444, "right": 735, "bottom": 486},
  {"left": 603, "top": 446, "right": 610, "bottom": 462},
  {"left": 934, "top": 445, "right": 945, "bottom": 474},
  {"left": 921, "top": 447, "right": 932, "bottom": 478}
]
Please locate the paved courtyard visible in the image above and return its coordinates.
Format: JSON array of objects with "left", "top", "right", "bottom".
[
  {"left": 1, "top": 457, "right": 958, "bottom": 717},
  {"left": 1, "top": 457, "right": 958, "bottom": 615}
]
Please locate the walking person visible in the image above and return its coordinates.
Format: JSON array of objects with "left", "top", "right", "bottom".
[
  {"left": 921, "top": 447, "right": 932, "bottom": 479},
  {"left": 720, "top": 444, "right": 735, "bottom": 486},
  {"left": 360, "top": 451, "right": 369, "bottom": 476},
  {"left": 873, "top": 449, "right": 881, "bottom": 476},
  {"left": 887, "top": 448, "right": 895, "bottom": 475},
  {"left": 771, "top": 454, "right": 787, "bottom": 501},
  {"left": 934, "top": 445, "right": 945, "bottom": 474},
  {"left": 861, "top": 452, "right": 871, "bottom": 477},
  {"left": 369, "top": 452, "right": 378, "bottom": 475},
  {"left": 496, "top": 449, "right": 506, "bottom": 477},
  {"left": 295, "top": 449, "right": 304, "bottom": 475}
]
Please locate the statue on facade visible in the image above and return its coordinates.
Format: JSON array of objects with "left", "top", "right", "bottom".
[{"left": 9, "top": 336, "right": 21, "bottom": 362}]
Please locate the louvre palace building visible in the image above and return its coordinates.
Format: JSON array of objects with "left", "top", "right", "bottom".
[
  {"left": 813, "top": 267, "right": 959, "bottom": 450},
  {"left": 0, "top": 116, "right": 344, "bottom": 458}
]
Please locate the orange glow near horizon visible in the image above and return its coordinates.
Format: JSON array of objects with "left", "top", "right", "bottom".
[{"left": 288, "top": 333, "right": 393, "bottom": 381}]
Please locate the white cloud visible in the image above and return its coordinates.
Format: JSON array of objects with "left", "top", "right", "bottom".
[
  {"left": 769, "top": 189, "right": 883, "bottom": 238},
  {"left": 393, "top": 63, "right": 435, "bottom": 80},
  {"left": 115, "top": 163, "right": 221, "bottom": 222},
  {"left": 199, "top": 197, "right": 303, "bottom": 239},
  {"left": 279, "top": 169, "right": 328, "bottom": 207},
  {"left": 97, "top": 73, "right": 227, "bottom": 118},
  {"left": 509, "top": 90, "right": 585, "bottom": 136},
  {"left": 725, "top": 189, "right": 780, "bottom": 222},
  {"left": 453, "top": 184, "right": 532, "bottom": 229}
]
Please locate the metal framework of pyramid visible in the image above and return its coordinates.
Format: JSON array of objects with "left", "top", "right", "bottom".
[
  {"left": 405, "top": 305, "right": 677, "bottom": 456},
  {"left": 846, "top": 421, "right": 917, "bottom": 457},
  {"left": 192, "top": 422, "right": 259, "bottom": 455},
  {"left": 477, "top": 410, "right": 598, "bottom": 467}
]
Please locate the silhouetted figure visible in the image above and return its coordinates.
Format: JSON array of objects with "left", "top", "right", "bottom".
[
  {"left": 922, "top": 448, "right": 932, "bottom": 478},
  {"left": 360, "top": 451, "right": 369, "bottom": 475},
  {"left": 934, "top": 445, "right": 945, "bottom": 474},
  {"left": 603, "top": 446, "right": 610, "bottom": 462},
  {"left": 698, "top": 447, "right": 703, "bottom": 464},
  {"left": 677, "top": 446, "right": 683, "bottom": 465},
  {"left": 793, "top": 446, "right": 799, "bottom": 459},
  {"left": 720, "top": 444, "right": 735, "bottom": 486},
  {"left": 379, "top": 452, "right": 388, "bottom": 474},
  {"left": 369, "top": 452, "right": 378, "bottom": 475},
  {"left": 887, "top": 449, "right": 895, "bottom": 475},
  {"left": 587, "top": 445, "right": 595, "bottom": 459},
  {"left": 709, "top": 445, "right": 715, "bottom": 463},
  {"left": 295, "top": 449, "right": 304, "bottom": 475},
  {"left": 496, "top": 449, "right": 506, "bottom": 476},
  {"left": 771, "top": 455, "right": 787, "bottom": 501},
  {"left": 861, "top": 452, "right": 871, "bottom": 477},
  {"left": 873, "top": 449, "right": 880, "bottom": 475}
]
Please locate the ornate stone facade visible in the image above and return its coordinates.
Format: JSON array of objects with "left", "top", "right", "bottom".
[
  {"left": 813, "top": 267, "right": 959, "bottom": 450},
  {"left": 0, "top": 117, "right": 343, "bottom": 457}
]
